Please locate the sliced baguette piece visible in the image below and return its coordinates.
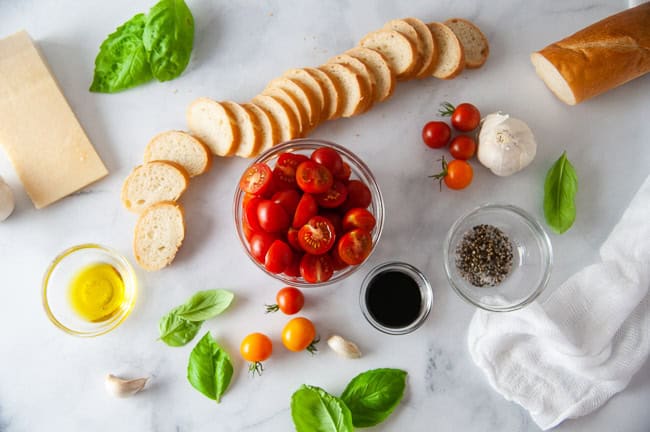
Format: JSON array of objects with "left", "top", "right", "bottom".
[
  {"left": 327, "top": 53, "right": 375, "bottom": 112},
  {"left": 121, "top": 161, "right": 189, "bottom": 214},
  {"left": 186, "top": 97, "right": 240, "bottom": 156},
  {"left": 360, "top": 30, "right": 417, "bottom": 80},
  {"left": 243, "top": 102, "right": 277, "bottom": 155},
  {"left": 282, "top": 68, "right": 327, "bottom": 123},
  {"left": 262, "top": 86, "right": 308, "bottom": 137},
  {"left": 133, "top": 201, "right": 185, "bottom": 271},
  {"left": 144, "top": 130, "right": 212, "bottom": 177},
  {"left": 345, "top": 47, "right": 396, "bottom": 102},
  {"left": 221, "top": 101, "right": 261, "bottom": 158},
  {"left": 444, "top": 18, "right": 489, "bottom": 69},
  {"left": 265, "top": 77, "right": 321, "bottom": 133},
  {"left": 383, "top": 19, "right": 423, "bottom": 80},
  {"left": 403, "top": 17, "right": 438, "bottom": 78},
  {"left": 307, "top": 66, "right": 343, "bottom": 120},
  {"left": 318, "top": 63, "right": 365, "bottom": 118},
  {"left": 427, "top": 22, "right": 465, "bottom": 79},
  {"left": 251, "top": 94, "right": 300, "bottom": 144}
]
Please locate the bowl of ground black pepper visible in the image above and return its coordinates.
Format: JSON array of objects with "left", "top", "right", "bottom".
[{"left": 444, "top": 204, "right": 552, "bottom": 312}]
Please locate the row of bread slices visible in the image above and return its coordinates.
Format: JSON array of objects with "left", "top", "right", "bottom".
[
  {"left": 187, "top": 17, "right": 489, "bottom": 159},
  {"left": 121, "top": 131, "right": 213, "bottom": 270}
]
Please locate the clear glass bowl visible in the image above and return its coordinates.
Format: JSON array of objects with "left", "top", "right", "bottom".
[
  {"left": 42, "top": 244, "right": 137, "bottom": 336},
  {"left": 444, "top": 204, "right": 552, "bottom": 312},
  {"left": 233, "top": 139, "right": 384, "bottom": 287}
]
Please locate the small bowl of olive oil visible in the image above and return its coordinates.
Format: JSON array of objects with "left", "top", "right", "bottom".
[{"left": 42, "top": 244, "right": 137, "bottom": 337}]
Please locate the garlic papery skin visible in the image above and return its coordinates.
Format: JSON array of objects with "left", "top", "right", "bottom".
[
  {"left": 477, "top": 112, "right": 537, "bottom": 176},
  {"left": 105, "top": 374, "right": 148, "bottom": 398},
  {"left": 0, "top": 176, "right": 15, "bottom": 221},
  {"left": 327, "top": 335, "right": 362, "bottom": 359}
]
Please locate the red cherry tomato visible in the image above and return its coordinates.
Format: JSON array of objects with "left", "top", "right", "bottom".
[
  {"left": 272, "top": 189, "right": 301, "bottom": 217},
  {"left": 264, "top": 240, "right": 292, "bottom": 273},
  {"left": 244, "top": 197, "right": 263, "bottom": 232},
  {"left": 422, "top": 121, "right": 451, "bottom": 149},
  {"left": 320, "top": 211, "right": 343, "bottom": 236},
  {"left": 257, "top": 200, "right": 290, "bottom": 233},
  {"left": 449, "top": 135, "right": 477, "bottom": 160},
  {"left": 343, "top": 180, "right": 372, "bottom": 211},
  {"left": 240, "top": 163, "right": 273, "bottom": 196},
  {"left": 335, "top": 162, "right": 352, "bottom": 181},
  {"left": 440, "top": 102, "right": 481, "bottom": 132},
  {"left": 272, "top": 153, "right": 309, "bottom": 191},
  {"left": 298, "top": 216, "right": 336, "bottom": 255},
  {"left": 311, "top": 147, "right": 343, "bottom": 177},
  {"left": 296, "top": 161, "right": 333, "bottom": 194},
  {"left": 283, "top": 252, "right": 303, "bottom": 277},
  {"left": 292, "top": 193, "right": 318, "bottom": 228},
  {"left": 242, "top": 218, "right": 255, "bottom": 242},
  {"left": 266, "top": 286, "right": 305, "bottom": 315},
  {"left": 330, "top": 246, "right": 350, "bottom": 271},
  {"left": 337, "top": 228, "right": 373, "bottom": 265},
  {"left": 300, "top": 254, "right": 334, "bottom": 283},
  {"left": 249, "top": 232, "right": 277, "bottom": 263},
  {"left": 342, "top": 208, "right": 376, "bottom": 232},
  {"left": 316, "top": 181, "right": 348, "bottom": 209},
  {"left": 286, "top": 227, "right": 303, "bottom": 251}
]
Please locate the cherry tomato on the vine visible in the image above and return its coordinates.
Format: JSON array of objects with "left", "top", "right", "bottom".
[
  {"left": 422, "top": 121, "right": 451, "bottom": 149},
  {"left": 449, "top": 135, "right": 477, "bottom": 160},
  {"left": 240, "top": 333, "right": 273, "bottom": 376},
  {"left": 282, "top": 317, "right": 318, "bottom": 353},
  {"left": 265, "top": 287, "right": 304, "bottom": 315}
]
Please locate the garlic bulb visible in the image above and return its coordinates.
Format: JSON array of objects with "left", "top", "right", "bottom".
[
  {"left": 0, "top": 176, "right": 15, "bottom": 221},
  {"left": 477, "top": 112, "right": 537, "bottom": 176},
  {"left": 105, "top": 374, "right": 148, "bottom": 398}
]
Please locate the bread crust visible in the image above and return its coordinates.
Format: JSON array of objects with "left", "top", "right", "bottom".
[
  {"left": 144, "top": 130, "right": 212, "bottom": 177},
  {"left": 427, "top": 22, "right": 465, "bottom": 79},
  {"left": 444, "top": 18, "right": 489, "bottom": 69},
  {"left": 133, "top": 201, "right": 185, "bottom": 271},
  {"left": 121, "top": 160, "right": 189, "bottom": 213},
  {"left": 186, "top": 97, "right": 240, "bottom": 156},
  {"left": 532, "top": 2, "right": 650, "bottom": 105}
]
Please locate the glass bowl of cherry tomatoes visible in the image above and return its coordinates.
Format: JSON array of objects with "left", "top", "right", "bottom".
[{"left": 234, "top": 139, "right": 384, "bottom": 287}]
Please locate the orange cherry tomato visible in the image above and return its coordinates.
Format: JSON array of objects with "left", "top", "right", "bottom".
[
  {"left": 431, "top": 156, "right": 473, "bottom": 190},
  {"left": 282, "top": 317, "right": 318, "bottom": 353},
  {"left": 240, "top": 333, "right": 273, "bottom": 376}
]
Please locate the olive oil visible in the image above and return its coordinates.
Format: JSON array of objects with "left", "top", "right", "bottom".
[{"left": 68, "top": 263, "right": 125, "bottom": 322}]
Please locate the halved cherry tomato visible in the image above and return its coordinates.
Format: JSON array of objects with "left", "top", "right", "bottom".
[
  {"left": 242, "top": 193, "right": 256, "bottom": 210},
  {"left": 311, "top": 147, "right": 343, "bottom": 177},
  {"left": 335, "top": 162, "right": 352, "bottom": 181},
  {"left": 265, "top": 240, "right": 292, "bottom": 273},
  {"left": 257, "top": 200, "right": 290, "bottom": 233},
  {"left": 249, "top": 232, "right": 277, "bottom": 263},
  {"left": 343, "top": 180, "right": 372, "bottom": 210},
  {"left": 296, "top": 161, "right": 333, "bottom": 194},
  {"left": 337, "top": 228, "right": 373, "bottom": 265},
  {"left": 298, "top": 216, "right": 335, "bottom": 255},
  {"left": 240, "top": 163, "right": 273, "bottom": 196},
  {"left": 266, "top": 286, "right": 304, "bottom": 315},
  {"left": 320, "top": 211, "right": 343, "bottom": 236},
  {"left": 330, "top": 246, "right": 350, "bottom": 271},
  {"left": 422, "top": 121, "right": 451, "bottom": 149},
  {"left": 272, "top": 189, "right": 301, "bottom": 217},
  {"left": 240, "top": 333, "right": 273, "bottom": 376},
  {"left": 342, "top": 208, "right": 376, "bottom": 232},
  {"left": 300, "top": 254, "right": 334, "bottom": 283},
  {"left": 449, "top": 135, "right": 477, "bottom": 160},
  {"left": 282, "top": 317, "right": 318, "bottom": 353},
  {"left": 286, "top": 227, "right": 302, "bottom": 251},
  {"left": 283, "top": 252, "right": 303, "bottom": 277},
  {"left": 244, "top": 197, "right": 263, "bottom": 232},
  {"left": 272, "top": 153, "right": 309, "bottom": 191},
  {"left": 242, "top": 218, "right": 255, "bottom": 242},
  {"left": 292, "top": 193, "right": 318, "bottom": 228},
  {"left": 316, "top": 181, "right": 348, "bottom": 208}
]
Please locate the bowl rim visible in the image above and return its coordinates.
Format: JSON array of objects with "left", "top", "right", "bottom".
[
  {"left": 233, "top": 138, "right": 385, "bottom": 288},
  {"left": 42, "top": 243, "right": 137, "bottom": 337},
  {"left": 443, "top": 203, "right": 553, "bottom": 312}
]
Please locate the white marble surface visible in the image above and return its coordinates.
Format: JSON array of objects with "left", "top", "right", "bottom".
[{"left": 1, "top": 1, "right": 649, "bottom": 431}]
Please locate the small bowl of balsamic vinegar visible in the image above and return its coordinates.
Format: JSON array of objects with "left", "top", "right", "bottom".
[{"left": 360, "top": 262, "right": 433, "bottom": 335}]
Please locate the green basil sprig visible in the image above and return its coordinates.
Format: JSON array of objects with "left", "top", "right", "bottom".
[
  {"left": 187, "top": 332, "right": 234, "bottom": 403},
  {"left": 290, "top": 368, "right": 407, "bottom": 431},
  {"left": 291, "top": 385, "right": 354, "bottom": 432},
  {"left": 90, "top": 0, "right": 194, "bottom": 93},
  {"left": 543, "top": 151, "right": 578, "bottom": 234},
  {"left": 340, "top": 369, "right": 407, "bottom": 428},
  {"left": 158, "top": 289, "right": 234, "bottom": 347}
]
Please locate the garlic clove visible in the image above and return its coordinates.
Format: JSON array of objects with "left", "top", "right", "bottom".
[
  {"left": 327, "top": 335, "right": 362, "bottom": 359},
  {"left": 105, "top": 374, "right": 148, "bottom": 398}
]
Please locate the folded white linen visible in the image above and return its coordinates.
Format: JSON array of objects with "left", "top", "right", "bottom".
[{"left": 467, "top": 174, "right": 650, "bottom": 430}]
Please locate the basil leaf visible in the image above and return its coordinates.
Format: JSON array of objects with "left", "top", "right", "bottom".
[
  {"left": 340, "top": 368, "right": 407, "bottom": 428},
  {"left": 291, "top": 385, "right": 353, "bottom": 432},
  {"left": 158, "top": 306, "right": 202, "bottom": 347},
  {"left": 176, "top": 289, "right": 234, "bottom": 322},
  {"left": 90, "top": 13, "right": 153, "bottom": 93},
  {"left": 543, "top": 151, "right": 578, "bottom": 234},
  {"left": 187, "top": 332, "right": 234, "bottom": 403},
  {"left": 143, "top": 0, "right": 194, "bottom": 82}
]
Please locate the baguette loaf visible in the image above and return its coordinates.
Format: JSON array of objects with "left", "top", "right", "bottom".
[{"left": 531, "top": 2, "right": 650, "bottom": 105}]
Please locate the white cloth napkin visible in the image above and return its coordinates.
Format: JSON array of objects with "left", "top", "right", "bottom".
[{"left": 467, "top": 174, "right": 650, "bottom": 430}]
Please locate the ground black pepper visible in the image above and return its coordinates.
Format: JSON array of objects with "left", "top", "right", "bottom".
[{"left": 456, "top": 224, "right": 513, "bottom": 287}]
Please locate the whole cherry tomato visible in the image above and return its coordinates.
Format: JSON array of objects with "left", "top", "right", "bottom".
[
  {"left": 422, "top": 121, "right": 451, "bottom": 149},
  {"left": 440, "top": 102, "right": 481, "bottom": 132},
  {"left": 265, "top": 287, "right": 304, "bottom": 315},
  {"left": 240, "top": 333, "right": 273, "bottom": 376},
  {"left": 257, "top": 200, "right": 290, "bottom": 233},
  {"left": 282, "top": 317, "right": 318, "bottom": 353},
  {"left": 449, "top": 135, "right": 477, "bottom": 160},
  {"left": 343, "top": 180, "right": 371, "bottom": 211},
  {"left": 431, "top": 156, "right": 473, "bottom": 190},
  {"left": 311, "top": 147, "right": 343, "bottom": 177}
]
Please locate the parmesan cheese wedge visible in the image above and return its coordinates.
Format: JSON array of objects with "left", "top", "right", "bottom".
[{"left": 0, "top": 31, "right": 108, "bottom": 209}]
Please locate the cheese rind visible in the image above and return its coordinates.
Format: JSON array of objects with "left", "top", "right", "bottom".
[{"left": 0, "top": 31, "right": 108, "bottom": 209}]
